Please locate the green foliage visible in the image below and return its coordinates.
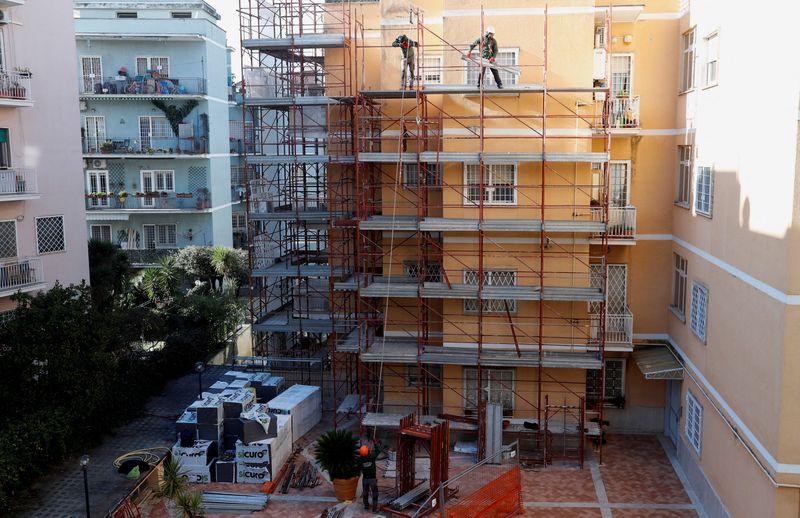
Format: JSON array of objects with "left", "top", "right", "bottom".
[
  {"left": 314, "top": 429, "right": 360, "bottom": 480},
  {"left": 151, "top": 99, "right": 199, "bottom": 136},
  {"left": 210, "top": 246, "right": 248, "bottom": 288},
  {"left": 174, "top": 246, "right": 216, "bottom": 281},
  {"left": 138, "top": 255, "right": 181, "bottom": 307},
  {"left": 88, "top": 239, "right": 131, "bottom": 310},
  {"left": 175, "top": 490, "right": 206, "bottom": 517},
  {"left": 160, "top": 458, "right": 188, "bottom": 500}
]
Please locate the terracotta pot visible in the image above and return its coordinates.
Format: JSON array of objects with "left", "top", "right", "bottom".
[{"left": 332, "top": 475, "right": 360, "bottom": 502}]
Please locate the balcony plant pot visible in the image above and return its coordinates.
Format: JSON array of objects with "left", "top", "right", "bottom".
[
  {"left": 332, "top": 476, "right": 360, "bottom": 502},
  {"left": 314, "top": 429, "right": 361, "bottom": 502}
]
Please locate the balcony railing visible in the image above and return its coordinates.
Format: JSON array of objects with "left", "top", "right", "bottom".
[
  {"left": 601, "top": 96, "right": 640, "bottom": 130},
  {"left": 590, "top": 309, "right": 633, "bottom": 345},
  {"left": 0, "top": 71, "right": 33, "bottom": 104},
  {"left": 0, "top": 168, "right": 37, "bottom": 197},
  {"left": 83, "top": 135, "right": 208, "bottom": 155},
  {"left": 124, "top": 248, "right": 177, "bottom": 266},
  {"left": 85, "top": 192, "right": 211, "bottom": 211},
  {"left": 592, "top": 206, "right": 636, "bottom": 239},
  {"left": 0, "top": 258, "right": 43, "bottom": 292},
  {"left": 80, "top": 76, "right": 207, "bottom": 96}
]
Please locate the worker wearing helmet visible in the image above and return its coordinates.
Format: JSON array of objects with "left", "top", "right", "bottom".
[
  {"left": 359, "top": 442, "right": 381, "bottom": 511},
  {"left": 468, "top": 26, "right": 503, "bottom": 89},
  {"left": 392, "top": 34, "right": 419, "bottom": 89}
]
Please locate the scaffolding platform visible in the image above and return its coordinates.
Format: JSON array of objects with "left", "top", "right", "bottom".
[
  {"left": 247, "top": 154, "right": 356, "bottom": 165},
  {"left": 362, "top": 216, "right": 605, "bottom": 233},
  {"left": 241, "top": 34, "right": 347, "bottom": 51},
  {"left": 363, "top": 412, "right": 477, "bottom": 431},
  {"left": 252, "top": 262, "right": 350, "bottom": 278},
  {"left": 359, "top": 278, "right": 604, "bottom": 302},
  {"left": 249, "top": 210, "right": 351, "bottom": 222},
  {"left": 253, "top": 311, "right": 351, "bottom": 333},
  {"left": 358, "top": 151, "right": 609, "bottom": 163},
  {"left": 244, "top": 96, "right": 352, "bottom": 108}
]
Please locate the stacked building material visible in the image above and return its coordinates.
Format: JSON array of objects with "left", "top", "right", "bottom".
[
  {"left": 171, "top": 440, "right": 217, "bottom": 484},
  {"left": 201, "top": 491, "right": 268, "bottom": 513},
  {"left": 266, "top": 385, "right": 321, "bottom": 442},
  {"left": 236, "top": 414, "right": 292, "bottom": 484}
]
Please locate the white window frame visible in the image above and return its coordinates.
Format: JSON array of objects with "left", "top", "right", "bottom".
[
  {"left": 403, "top": 163, "right": 442, "bottom": 189},
  {"left": 139, "top": 115, "right": 174, "bottom": 151},
  {"left": 685, "top": 390, "right": 703, "bottom": 454},
  {"left": 463, "top": 164, "right": 517, "bottom": 206},
  {"left": 465, "top": 48, "right": 520, "bottom": 86},
  {"left": 610, "top": 53, "right": 634, "bottom": 97},
  {"left": 90, "top": 224, "right": 112, "bottom": 243},
  {"left": 142, "top": 223, "right": 177, "bottom": 249},
  {"left": 84, "top": 115, "right": 106, "bottom": 153},
  {"left": 80, "top": 55, "right": 103, "bottom": 93},
  {"left": 422, "top": 55, "right": 443, "bottom": 85},
  {"left": 86, "top": 170, "right": 110, "bottom": 208},
  {"left": 35, "top": 215, "right": 66, "bottom": 255},
  {"left": 671, "top": 252, "right": 688, "bottom": 319},
  {"left": 690, "top": 280, "right": 709, "bottom": 343},
  {"left": 680, "top": 28, "right": 696, "bottom": 92},
  {"left": 0, "top": 29, "right": 7, "bottom": 72},
  {"left": 136, "top": 56, "right": 170, "bottom": 77},
  {"left": 0, "top": 219, "right": 18, "bottom": 259},
  {"left": 463, "top": 269, "right": 517, "bottom": 313},
  {"left": 140, "top": 170, "right": 175, "bottom": 208},
  {"left": 609, "top": 160, "right": 631, "bottom": 207},
  {"left": 703, "top": 31, "right": 719, "bottom": 88},
  {"left": 694, "top": 164, "right": 713, "bottom": 217},
  {"left": 463, "top": 367, "right": 515, "bottom": 414},
  {"left": 675, "top": 145, "right": 693, "bottom": 207}
]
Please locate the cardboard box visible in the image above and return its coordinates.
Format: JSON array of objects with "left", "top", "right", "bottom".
[
  {"left": 207, "top": 381, "right": 229, "bottom": 394},
  {"left": 240, "top": 404, "right": 278, "bottom": 444},
  {"left": 221, "top": 370, "right": 250, "bottom": 383},
  {"left": 175, "top": 410, "right": 198, "bottom": 437},
  {"left": 222, "top": 389, "right": 255, "bottom": 419},
  {"left": 250, "top": 372, "right": 270, "bottom": 389},
  {"left": 267, "top": 385, "right": 321, "bottom": 442},
  {"left": 171, "top": 440, "right": 216, "bottom": 467},
  {"left": 195, "top": 395, "right": 223, "bottom": 425},
  {"left": 228, "top": 379, "right": 251, "bottom": 390},
  {"left": 214, "top": 459, "right": 236, "bottom": 483},
  {"left": 236, "top": 462, "right": 271, "bottom": 484},
  {"left": 183, "top": 459, "right": 215, "bottom": 484},
  {"left": 235, "top": 414, "right": 292, "bottom": 477},
  {"left": 257, "top": 376, "right": 284, "bottom": 401}
]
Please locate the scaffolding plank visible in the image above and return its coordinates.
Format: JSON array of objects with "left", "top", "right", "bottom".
[
  {"left": 242, "top": 35, "right": 347, "bottom": 50},
  {"left": 243, "top": 96, "right": 348, "bottom": 107},
  {"left": 253, "top": 311, "right": 349, "bottom": 333},
  {"left": 247, "top": 154, "right": 355, "bottom": 165},
  {"left": 249, "top": 210, "right": 341, "bottom": 222},
  {"left": 251, "top": 262, "right": 349, "bottom": 278},
  {"left": 360, "top": 215, "right": 419, "bottom": 231}
]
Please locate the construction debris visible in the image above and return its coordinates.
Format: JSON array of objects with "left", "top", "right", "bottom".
[
  {"left": 201, "top": 491, "right": 268, "bottom": 513},
  {"left": 289, "top": 460, "right": 320, "bottom": 490}
]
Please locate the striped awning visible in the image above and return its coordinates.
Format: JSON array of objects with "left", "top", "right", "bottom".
[{"left": 633, "top": 346, "right": 683, "bottom": 380}]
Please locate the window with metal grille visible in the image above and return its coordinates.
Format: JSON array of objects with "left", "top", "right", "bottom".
[
  {"left": 464, "top": 164, "right": 516, "bottom": 205},
  {"left": 80, "top": 56, "right": 103, "bottom": 94},
  {"left": 36, "top": 216, "right": 65, "bottom": 254},
  {"left": 676, "top": 146, "right": 693, "bottom": 207},
  {"left": 403, "top": 163, "right": 442, "bottom": 189},
  {"left": 671, "top": 253, "right": 688, "bottom": 317},
  {"left": 464, "top": 269, "right": 516, "bottom": 313},
  {"left": 143, "top": 224, "right": 176, "bottom": 249},
  {"left": 403, "top": 261, "right": 442, "bottom": 282},
  {"left": 84, "top": 115, "right": 106, "bottom": 152},
  {"left": 586, "top": 358, "right": 626, "bottom": 406},
  {"left": 466, "top": 49, "right": 519, "bottom": 86},
  {"left": 610, "top": 54, "right": 633, "bottom": 96},
  {"left": 685, "top": 390, "right": 703, "bottom": 454},
  {"left": 90, "top": 225, "right": 112, "bottom": 243},
  {"left": 232, "top": 212, "right": 247, "bottom": 231},
  {"left": 139, "top": 116, "right": 174, "bottom": 147},
  {"left": 704, "top": 31, "right": 719, "bottom": 86},
  {"left": 231, "top": 166, "right": 246, "bottom": 186},
  {"left": 690, "top": 281, "right": 708, "bottom": 342},
  {"left": 422, "top": 56, "right": 442, "bottom": 85},
  {"left": 141, "top": 170, "right": 175, "bottom": 192},
  {"left": 0, "top": 220, "right": 16, "bottom": 259},
  {"left": 407, "top": 364, "right": 443, "bottom": 388},
  {"left": 136, "top": 57, "right": 169, "bottom": 76},
  {"left": 694, "top": 165, "right": 713, "bottom": 216},
  {"left": 681, "top": 28, "right": 696, "bottom": 91},
  {"left": 464, "top": 368, "right": 514, "bottom": 414}
]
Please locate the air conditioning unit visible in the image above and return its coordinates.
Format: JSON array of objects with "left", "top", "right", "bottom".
[
  {"left": 90, "top": 159, "right": 107, "bottom": 169},
  {"left": 594, "top": 26, "right": 607, "bottom": 49}
]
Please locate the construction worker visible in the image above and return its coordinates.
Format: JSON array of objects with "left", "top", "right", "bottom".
[
  {"left": 359, "top": 443, "right": 380, "bottom": 511},
  {"left": 468, "top": 26, "right": 503, "bottom": 89},
  {"left": 392, "top": 34, "right": 418, "bottom": 89}
]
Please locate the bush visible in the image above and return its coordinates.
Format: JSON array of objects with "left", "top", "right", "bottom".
[{"left": 314, "top": 429, "right": 360, "bottom": 480}]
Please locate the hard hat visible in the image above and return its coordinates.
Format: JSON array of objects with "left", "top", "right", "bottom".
[
  {"left": 485, "top": 26, "right": 495, "bottom": 34},
  {"left": 359, "top": 445, "right": 370, "bottom": 457}
]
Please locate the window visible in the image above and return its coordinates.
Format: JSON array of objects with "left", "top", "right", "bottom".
[
  {"left": 171, "top": 11, "right": 192, "bottom": 18},
  {"left": 586, "top": 358, "right": 626, "bottom": 406},
  {"left": 80, "top": 56, "right": 103, "bottom": 94},
  {"left": 464, "top": 269, "right": 516, "bottom": 313},
  {"left": 685, "top": 390, "right": 703, "bottom": 454},
  {"left": 136, "top": 57, "right": 169, "bottom": 77},
  {"left": 90, "top": 225, "right": 112, "bottom": 242},
  {"left": 676, "top": 145, "right": 693, "bottom": 207},
  {"left": 143, "top": 224, "right": 177, "bottom": 249},
  {"left": 466, "top": 49, "right": 519, "bottom": 86},
  {"left": 86, "top": 170, "right": 110, "bottom": 208},
  {"left": 403, "top": 261, "right": 442, "bottom": 282},
  {"left": 0, "top": 220, "right": 17, "bottom": 259},
  {"left": 464, "top": 368, "right": 514, "bottom": 414},
  {"left": 694, "top": 165, "right": 713, "bottom": 216},
  {"left": 422, "top": 56, "right": 442, "bottom": 85},
  {"left": 232, "top": 212, "right": 247, "bottom": 231},
  {"left": 609, "top": 161, "right": 630, "bottom": 207},
  {"left": 141, "top": 170, "right": 175, "bottom": 207},
  {"left": 610, "top": 54, "right": 633, "bottom": 96},
  {"left": 681, "top": 28, "right": 696, "bottom": 91},
  {"left": 704, "top": 31, "right": 719, "bottom": 86},
  {"left": 116, "top": 11, "right": 137, "bottom": 18},
  {"left": 403, "top": 163, "right": 442, "bottom": 189},
  {"left": 36, "top": 216, "right": 65, "bottom": 254},
  {"left": 690, "top": 281, "right": 708, "bottom": 342},
  {"left": 0, "top": 128, "right": 9, "bottom": 169},
  {"left": 84, "top": 116, "right": 106, "bottom": 153},
  {"left": 139, "top": 116, "right": 173, "bottom": 150},
  {"left": 671, "top": 253, "right": 688, "bottom": 317},
  {"left": 464, "top": 164, "right": 516, "bottom": 205},
  {"left": 407, "top": 364, "right": 443, "bottom": 388}
]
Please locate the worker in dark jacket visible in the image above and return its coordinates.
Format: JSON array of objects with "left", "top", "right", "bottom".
[
  {"left": 392, "top": 34, "right": 418, "bottom": 89},
  {"left": 468, "top": 26, "right": 503, "bottom": 89},
  {"left": 359, "top": 443, "right": 380, "bottom": 511}
]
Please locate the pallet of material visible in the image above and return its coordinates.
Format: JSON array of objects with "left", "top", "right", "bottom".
[
  {"left": 267, "top": 385, "right": 321, "bottom": 442},
  {"left": 236, "top": 414, "right": 292, "bottom": 484}
]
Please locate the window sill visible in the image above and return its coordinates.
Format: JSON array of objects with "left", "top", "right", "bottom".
[
  {"left": 701, "top": 82, "right": 718, "bottom": 90},
  {"left": 669, "top": 305, "right": 686, "bottom": 323},
  {"left": 674, "top": 201, "right": 690, "bottom": 210},
  {"left": 695, "top": 210, "right": 713, "bottom": 219},
  {"left": 678, "top": 88, "right": 695, "bottom": 96}
]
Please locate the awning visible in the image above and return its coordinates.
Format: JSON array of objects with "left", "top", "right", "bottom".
[
  {"left": 86, "top": 212, "right": 130, "bottom": 221},
  {"left": 633, "top": 346, "right": 683, "bottom": 380}
]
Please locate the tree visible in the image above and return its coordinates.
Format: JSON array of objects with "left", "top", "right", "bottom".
[
  {"left": 137, "top": 255, "right": 181, "bottom": 307},
  {"left": 174, "top": 246, "right": 216, "bottom": 284},
  {"left": 211, "top": 246, "right": 248, "bottom": 288},
  {"left": 88, "top": 239, "right": 131, "bottom": 310}
]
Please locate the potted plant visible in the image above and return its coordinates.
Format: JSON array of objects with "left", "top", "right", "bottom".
[
  {"left": 100, "top": 141, "right": 114, "bottom": 154},
  {"left": 135, "top": 191, "right": 145, "bottom": 197},
  {"left": 175, "top": 490, "right": 205, "bottom": 517},
  {"left": 159, "top": 457, "right": 188, "bottom": 518},
  {"left": 117, "top": 190, "right": 128, "bottom": 206},
  {"left": 314, "top": 429, "right": 361, "bottom": 502},
  {"left": 616, "top": 89, "right": 629, "bottom": 98}
]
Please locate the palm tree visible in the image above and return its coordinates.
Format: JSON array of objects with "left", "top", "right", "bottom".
[
  {"left": 210, "top": 246, "right": 247, "bottom": 289},
  {"left": 140, "top": 255, "right": 181, "bottom": 306},
  {"left": 175, "top": 490, "right": 205, "bottom": 517}
]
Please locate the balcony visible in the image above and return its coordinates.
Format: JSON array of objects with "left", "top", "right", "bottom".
[
  {"left": 594, "top": 96, "right": 640, "bottom": 134},
  {"left": 85, "top": 191, "right": 211, "bottom": 212},
  {"left": 0, "top": 71, "right": 33, "bottom": 107},
  {"left": 590, "top": 309, "right": 633, "bottom": 349},
  {"left": 79, "top": 76, "right": 207, "bottom": 98},
  {"left": 0, "top": 258, "right": 44, "bottom": 297},
  {"left": 0, "top": 168, "right": 39, "bottom": 201},
  {"left": 592, "top": 206, "right": 637, "bottom": 242},
  {"left": 83, "top": 135, "right": 208, "bottom": 156}
]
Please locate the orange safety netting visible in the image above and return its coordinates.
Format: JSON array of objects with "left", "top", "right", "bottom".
[{"left": 446, "top": 466, "right": 523, "bottom": 518}]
